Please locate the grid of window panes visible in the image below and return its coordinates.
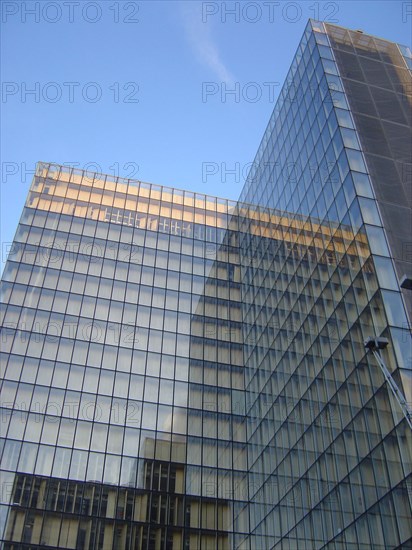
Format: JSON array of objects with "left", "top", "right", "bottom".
[
  {"left": 238, "top": 20, "right": 411, "bottom": 549},
  {"left": 0, "top": 162, "right": 251, "bottom": 549}
]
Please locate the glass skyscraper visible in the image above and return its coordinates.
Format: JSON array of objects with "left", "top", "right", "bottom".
[{"left": 1, "top": 20, "right": 411, "bottom": 550}]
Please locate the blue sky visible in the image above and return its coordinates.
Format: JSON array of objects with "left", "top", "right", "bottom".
[{"left": 1, "top": 0, "right": 411, "bottom": 271}]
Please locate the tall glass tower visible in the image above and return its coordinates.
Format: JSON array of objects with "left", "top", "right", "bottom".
[
  {"left": 1, "top": 21, "right": 411, "bottom": 550},
  {"left": 238, "top": 20, "right": 411, "bottom": 549}
]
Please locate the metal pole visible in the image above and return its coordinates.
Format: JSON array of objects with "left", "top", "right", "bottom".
[{"left": 371, "top": 349, "right": 412, "bottom": 430}]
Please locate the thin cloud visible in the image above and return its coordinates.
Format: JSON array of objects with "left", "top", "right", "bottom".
[{"left": 180, "top": 2, "right": 235, "bottom": 85}]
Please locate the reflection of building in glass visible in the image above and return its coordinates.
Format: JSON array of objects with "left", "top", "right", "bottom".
[
  {"left": 4, "top": 439, "right": 230, "bottom": 549},
  {"left": 1, "top": 20, "right": 411, "bottom": 549}
]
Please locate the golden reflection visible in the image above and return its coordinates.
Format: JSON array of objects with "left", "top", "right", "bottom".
[{"left": 31, "top": 163, "right": 368, "bottom": 262}]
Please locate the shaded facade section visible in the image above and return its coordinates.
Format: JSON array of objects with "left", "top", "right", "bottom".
[{"left": 325, "top": 23, "right": 412, "bottom": 319}]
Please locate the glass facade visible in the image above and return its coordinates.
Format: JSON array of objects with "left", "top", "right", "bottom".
[
  {"left": 1, "top": 164, "right": 251, "bottom": 548},
  {"left": 1, "top": 20, "right": 411, "bottom": 550},
  {"left": 239, "top": 20, "right": 411, "bottom": 549}
]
